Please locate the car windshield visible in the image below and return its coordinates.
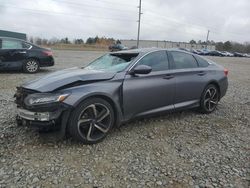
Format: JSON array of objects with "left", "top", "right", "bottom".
[{"left": 84, "top": 53, "right": 138, "bottom": 72}]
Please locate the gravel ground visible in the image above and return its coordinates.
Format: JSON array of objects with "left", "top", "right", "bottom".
[{"left": 0, "top": 50, "right": 249, "bottom": 188}]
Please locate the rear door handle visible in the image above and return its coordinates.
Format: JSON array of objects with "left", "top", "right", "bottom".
[
  {"left": 197, "top": 71, "right": 206, "bottom": 76},
  {"left": 163, "top": 74, "right": 174, "bottom": 80}
]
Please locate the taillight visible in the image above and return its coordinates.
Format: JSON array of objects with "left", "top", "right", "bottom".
[
  {"left": 224, "top": 68, "right": 228, "bottom": 76},
  {"left": 43, "top": 51, "right": 53, "bottom": 56}
]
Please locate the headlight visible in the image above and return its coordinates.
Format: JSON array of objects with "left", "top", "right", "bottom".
[{"left": 25, "top": 93, "right": 69, "bottom": 105}]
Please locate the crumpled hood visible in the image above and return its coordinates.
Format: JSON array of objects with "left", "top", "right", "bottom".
[{"left": 22, "top": 67, "right": 116, "bottom": 92}]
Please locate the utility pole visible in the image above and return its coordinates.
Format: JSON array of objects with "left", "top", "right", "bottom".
[
  {"left": 136, "top": 0, "right": 142, "bottom": 48},
  {"left": 206, "top": 30, "right": 210, "bottom": 49}
]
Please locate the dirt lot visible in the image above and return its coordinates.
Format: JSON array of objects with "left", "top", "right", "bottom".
[{"left": 0, "top": 50, "right": 249, "bottom": 188}]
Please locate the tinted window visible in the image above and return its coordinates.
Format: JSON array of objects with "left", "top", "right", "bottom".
[
  {"left": 171, "top": 51, "right": 198, "bottom": 69},
  {"left": 194, "top": 55, "right": 209, "bottom": 67},
  {"left": 137, "top": 51, "right": 169, "bottom": 71},
  {"left": 1, "top": 39, "right": 23, "bottom": 49}
]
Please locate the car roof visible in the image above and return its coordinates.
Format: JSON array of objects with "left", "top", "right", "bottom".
[
  {"left": 0, "top": 37, "right": 42, "bottom": 49},
  {"left": 111, "top": 47, "right": 194, "bottom": 55},
  {"left": 0, "top": 36, "right": 27, "bottom": 43},
  {"left": 110, "top": 47, "right": 158, "bottom": 54}
]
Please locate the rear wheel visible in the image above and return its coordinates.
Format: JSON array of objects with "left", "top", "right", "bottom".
[
  {"left": 69, "top": 98, "right": 115, "bottom": 144},
  {"left": 199, "top": 84, "right": 219, "bottom": 113},
  {"left": 23, "top": 59, "right": 40, "bottom": 73}
]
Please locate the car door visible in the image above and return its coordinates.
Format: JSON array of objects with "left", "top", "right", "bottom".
[
  {"left": 168, "top": 51, "right": 208, "bottom": 108},
  {"left": 122, "top": 50, "right": 175, "bottom": 120},
  {"left": 0, "top": 38, "right": 28, "bottom": 70}
]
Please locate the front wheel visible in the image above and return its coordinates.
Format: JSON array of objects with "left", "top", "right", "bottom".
[
  {"left": 23, "top": 59, "right": 40, "bottom": 73},
  {"left": 199, "top": 84, "right": 219, "bottom": 114},
  {"left": 68, "top": 98, "right": 115, "bottom": 144}
]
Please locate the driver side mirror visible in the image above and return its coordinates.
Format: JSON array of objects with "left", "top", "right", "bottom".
[{"left": 129, "top": 65, "right": 152, "bottom": 75}]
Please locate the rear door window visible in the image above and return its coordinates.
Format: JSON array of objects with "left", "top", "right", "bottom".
[
  {"left": 1, "top": 39, "right": 23, "bottom": 49},
  {"left": 170, "top": 51, "right": 198, "bottom": 69}
]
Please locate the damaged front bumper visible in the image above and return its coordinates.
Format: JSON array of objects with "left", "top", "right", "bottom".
[
  {"left": 15, "top": 87, "right": 72, "bottom": 129},
  {"left": 16, "top": 105, "right": 71, "bottom": 129},
  {"left": 16, "top": 107, "right": 72, "bottom": 141},
  {"left": 17, "top": 108, "right": 61, "bottom": 122},
  {"left": 16, "top": 101, "right": 72, "bottom": 132}
]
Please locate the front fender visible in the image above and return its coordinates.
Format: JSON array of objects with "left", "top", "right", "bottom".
[{"left": 61, "top": 81, "right": 124, "bottom": 125}]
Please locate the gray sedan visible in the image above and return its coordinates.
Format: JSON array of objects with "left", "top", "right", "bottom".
[{"left": 15, "top": 48, "right": 228, "bottom": 144}]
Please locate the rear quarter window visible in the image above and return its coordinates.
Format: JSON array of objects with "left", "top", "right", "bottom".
[{"left": 194, "top": 55, "right": 209, "bottom": 67}]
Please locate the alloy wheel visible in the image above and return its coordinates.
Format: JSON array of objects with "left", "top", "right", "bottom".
[
  {"left": 204, "top": 87, "right": 219, "bottom": 112},
  {"left": 77, "top": 103, "right": 112, "bottom": 142},
  {"left": 26, "top": 60, "right": 39, "bottom": 73}
]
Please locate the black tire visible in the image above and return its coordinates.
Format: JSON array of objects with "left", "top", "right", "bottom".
[
  {"left": 199, "top": 84, "right": 219, "bottom": 114},
  {"left": 23, "top": 59, "right": 40, "bottom": 73},
  {"left": 16, "top": 115, "right": 23, "bottom": 126},
  {"left": 68, "top": 98, "right": 115, "bottom": 144}
]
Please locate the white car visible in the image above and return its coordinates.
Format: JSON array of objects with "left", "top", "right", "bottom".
[
  {"left": 221, "top": 51, "right": 234, "bottom": 57},
  {"left": 243, "top": 53, "right": 250, "bottom": 58}
]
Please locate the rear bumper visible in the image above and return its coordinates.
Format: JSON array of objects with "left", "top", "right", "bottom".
[
  {"left": 39, "top": 56, "right": 54, "bottom": 67},
  {"left": 219, "top": 77, "right": 228, "bottom": 99}
]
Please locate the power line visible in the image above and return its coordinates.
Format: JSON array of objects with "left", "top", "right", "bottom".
[
  {"left": 144, "top": 11, "right": 210, "bottom": 30},
  {"left": 52, "top": 0, "right": 137, "bottom": 13},
  {"left": 1, "top": 2, "right": 247, "bottom": 41},
  {"left": 55, "top": 0, "right": 137, "bottom": 8},
  {"left": 1, "top": 5, "right": 136, "bottom": 22},
  {"left": 142, "top": 23, "right": 207, "bottom": 39},
  {"left": 144, "top": 10, "right": 248, "bottom": 37},
  {"left": 142, "top": 21, "right": 247, "bottom": 43},
  {"left": 141, "top": 16, "right": 208, "bottom": 35},
  {"left": 93, "top": 0, "right": 137, "bottom": 7}
]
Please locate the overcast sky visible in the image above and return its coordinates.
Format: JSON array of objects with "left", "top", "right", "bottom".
[{"left": 1, "top": 0, "right": 250, "bottom": 43}]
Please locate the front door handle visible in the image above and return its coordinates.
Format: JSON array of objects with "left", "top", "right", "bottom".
[
  {"left": 163, "top": 74, "right": 174, "bottom": 80},
  {"left": 197, "top": 71, "right": 206, "bottom": 76},
  {"left": 17, "top": 51, "right": 27, "bottom": 54},
  {"left": 12, "top": 51, "right": 27, "bottom": 55}
]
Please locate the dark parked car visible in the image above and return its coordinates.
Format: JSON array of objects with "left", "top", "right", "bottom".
[
  {"left": 178, "top": 48, "right": 190, "bottom": 52},
  {"left": 0, "top": 37, "right": 54, "bottom": 73},
  {"left": 208, "top": 50, "right": 225, "bottom": 57},
  {"left": 108, "top": 44, "right": 128, "bottom": 52},
  {"left": 193, "top": 49, "right": 209, "bottom": 56},
  {"left": 15, "top": 48, "right": 228, "bottom": 144}
]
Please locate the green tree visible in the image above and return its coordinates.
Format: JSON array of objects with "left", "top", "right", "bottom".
[
  {"left": 189, "top": 39, "right": 196, "bottom": 44},
  {"left": 86, "top": 37, "right": 95, "bottom": 44},
  {"left": 216, "top": 42, "right": 224, "bottom": 51},
  {"left": 65, "top": 37, "right": 69, "bottom": 44},
  {"left": 74, "top": 39, "right": 84, "bottom": 44},
  {"left": 223, "top": 41, "right": 232, "bottom": 51},
  {"left": 94, "top": 36, "right": 99, "bottom": 43}
]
